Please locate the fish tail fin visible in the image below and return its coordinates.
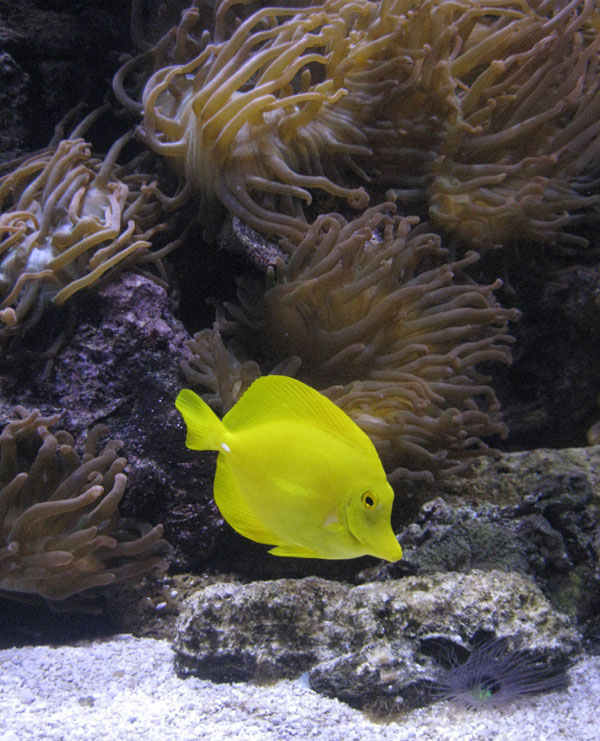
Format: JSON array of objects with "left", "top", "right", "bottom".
[{"left": 175, "top": 389, "right": 226, "bottom": 451}]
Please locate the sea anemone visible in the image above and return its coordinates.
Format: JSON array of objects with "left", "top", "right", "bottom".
[
  {"left": 427, "top": 635, "right": 570, "bottom": 710},
  {"left": 183, "top": 203, "right": 520, "bottom": 480},
  {"left": 428, "top": 0, "right": 600, "bottom": 249},
  {"left": 0, "top": 407, "right": 168, "bottom": 601},
  {"left": 117, "top": 0, "right": 600, "bottom": 251},
  {"left": 117, "top": 0, "right": 385, "bottom": 244},
  {"left": 0, "top": 112, "right": 177, "bottom": 350},
  {"left": 181, "top": 323, "right": 263, "bottom": 414},
  {"left": 113, "top": 0, "right": 460, "bottom": 241}
]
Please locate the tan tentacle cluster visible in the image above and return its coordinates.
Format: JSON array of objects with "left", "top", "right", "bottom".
[
  {"left": 0, "top": 127, "right": 175, "bottom": 346},
  {"left": 131, "top": 0, "right": 392, "bottom": 243},
  {"left": 184, "top": 203, "right": 520, "bottom": 480},
  {"left": 428, "top": 0, "right": 600, "bottom": 248},
  {"left": 120, "top": 0, "right": 600, "bottom": 250},
  {"left": 0, "top": 408, "right": 168, "bottom": 601}
]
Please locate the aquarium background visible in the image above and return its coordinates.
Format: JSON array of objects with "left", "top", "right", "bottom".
[{"left": 0, "top": 2, "right": 599, "bottom": 736}]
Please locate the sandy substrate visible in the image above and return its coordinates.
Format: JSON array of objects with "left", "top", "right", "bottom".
[{"left": 0, "top": 635, "right": 597, "bottom": 740}]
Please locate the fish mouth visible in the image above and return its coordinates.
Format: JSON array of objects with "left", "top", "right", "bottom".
[
  {"left": 345, "top": 504, "right": 403, "bottom": 562},
  {"left": 350, "top": 525, "right": 403, "bottom": 562},
  {"left": 371, "top": 536, "right": 403, "bottom": 562}
]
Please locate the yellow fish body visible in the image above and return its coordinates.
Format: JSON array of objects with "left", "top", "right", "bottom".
[{"left": 175, "top": 375, "right": 403, "bottom": 561}]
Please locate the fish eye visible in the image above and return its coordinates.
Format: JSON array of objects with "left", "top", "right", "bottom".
[{"left": 361, "top": 491, "right": 377, "bottom": 509}]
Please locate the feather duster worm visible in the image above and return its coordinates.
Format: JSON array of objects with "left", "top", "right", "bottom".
[
  {"left": 183, "top": 204, "right": 520, "bottom": 480},
  {"left": 0, "top": 118, "right": 177, "bottom": 349},
  {"left": 428, "top": 636, "right": 570, "bottom": 710},
  {"left": 0, "top": 408, "right": 168, "bottom": 601}
]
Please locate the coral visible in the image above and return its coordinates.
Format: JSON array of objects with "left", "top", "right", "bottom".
[
  {"left": 0, "top": 112, "right": 178, "bottom": 349},
  {"left": 183, "top": 203, "right": 520, "bottom": 480},
  {"left": 0, "top": 407, "right": 168, "bottom": 601}
]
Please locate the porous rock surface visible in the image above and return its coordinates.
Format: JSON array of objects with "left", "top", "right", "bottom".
[
  {"left": 0, "top": 271, "right": 222, "bottom": 571},
  {"left": 173, "top": 570, "right": 578, "bottom": 710},
  {"left": 0, "top": 0, "right": 131, "bottom": 161},
  {"left": 393, "top": 446, "right": 600, "bottom": 624}
]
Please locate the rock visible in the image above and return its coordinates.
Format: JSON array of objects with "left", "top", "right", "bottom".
[
  {"left": 493, "top": 262, "right": 600, "bottom": 450},
  {"left": 173, "top": 570, "right": 578, "bottom": 711},
  {"left": 219, "top": 216, "right": 287, "bottom": 272},
  {"left": 0, "top": 0, "right": 130, "bottom": 160},
  {"left": 388, "top": 447, "right": 600, "bottom": 623},
  {"left": 0, "top": 271, "right": 223, "bottom": 571},
  {"left": 174, "top": 577, "right": 345, "bottom": 683}
]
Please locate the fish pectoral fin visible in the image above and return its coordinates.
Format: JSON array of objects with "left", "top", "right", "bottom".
[
  {"left": 214, "top": 457, "right": 283, "bottom": 546},
  {"left": 322, "top": 513, "right": 344, "bottom": 533},
  {"left": 268, "top": 544, "right": 323, "bottom": 558}
]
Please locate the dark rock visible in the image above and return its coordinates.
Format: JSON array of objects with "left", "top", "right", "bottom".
[
  {"left": 0, "top": 592, "right": 113, "bottom": 649},
  {"left": 173, "top": 571, "right": 578, "bottom": 711},
  {"left": 220, "top": 216, "right": 288, "bottom": 272},
  {"left": 0, "top": 0, "right": 131, "bottom": 160},
  {"left": 103, "top": 572, "right": 240, "bottom": 641},
  {"left": 492, "top": 261, "right": 600, "bottom": 449},
  {"left": 175, "top": 577, "right": 346, "bottom": 683},
  {"left": 389, "top": 447, "right": 600, "bottom": 622},
  {"left": 0, "top": 51, "right": 30, "bottom": 159},
  {"left": 0, "top": 271, "right": 224, "bottom": 571}
]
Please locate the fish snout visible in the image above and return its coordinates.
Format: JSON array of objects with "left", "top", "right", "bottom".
[{"left": 373, "top": 535, "right": 403, "bottom": 562}]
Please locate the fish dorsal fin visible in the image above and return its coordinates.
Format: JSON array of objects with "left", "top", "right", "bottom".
[{"left": 223, "top": 375, "right": 371, "bottom": 450}]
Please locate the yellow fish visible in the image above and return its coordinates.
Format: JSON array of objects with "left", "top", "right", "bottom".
[{"left": 175, "top": 375, "right": 402, "bottom": 561}]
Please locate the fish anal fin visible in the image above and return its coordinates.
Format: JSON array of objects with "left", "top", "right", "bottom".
[
  {"left": 214, "top": 457, "right": 283, "bottom": 546},
  {"left": 268, "top": 544, "right": 323, "bottom": 558}
]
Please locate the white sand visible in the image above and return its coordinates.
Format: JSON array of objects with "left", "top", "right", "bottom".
[{"left": 0, "top": 635, "right": 597, "bottom": 740}]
